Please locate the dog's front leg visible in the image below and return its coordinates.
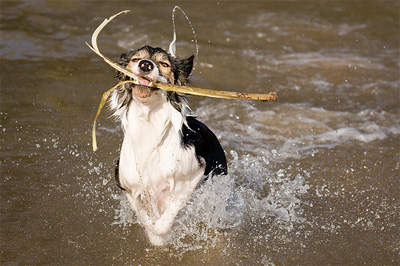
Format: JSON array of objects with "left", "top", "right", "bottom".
[{"left": 145, "top": 193, "right": 188, "bottom": 236}]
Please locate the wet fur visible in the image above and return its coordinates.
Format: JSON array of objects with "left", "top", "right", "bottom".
[{"left": 109, "top": 46, "right": 227, "bottom": 245}]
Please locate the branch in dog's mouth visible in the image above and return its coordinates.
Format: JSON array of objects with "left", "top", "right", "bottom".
[
  {"left": 88, "top": 10, "right": 278, "bottom": 151},
  {"left": 86, "top": 10, "right": 277, "bottom": 101}
]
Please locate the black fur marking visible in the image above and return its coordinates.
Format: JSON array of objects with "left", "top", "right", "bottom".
[
  {"left": 171, "top": 55, "right": 194, "bottom": 85},
  {"left": 181, "top": 116, "right": 228, "bottom": 178},
  {"left": 114, "top": 159, "right": 125, "bottom": 190}
]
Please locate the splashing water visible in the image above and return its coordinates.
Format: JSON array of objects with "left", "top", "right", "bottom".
[{"left": 112, "top": 149, "right": 310, "bottom": 256}]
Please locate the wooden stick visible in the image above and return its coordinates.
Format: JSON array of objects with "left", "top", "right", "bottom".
[
  {"left": 153, "top": 83, "right": 277, "bottom": 101},
  {"left": 92, "top": 80, "right": 134, "bottom": 151},
  {"left": 86, "top": 10, "right": 278, "bottom": 101}
]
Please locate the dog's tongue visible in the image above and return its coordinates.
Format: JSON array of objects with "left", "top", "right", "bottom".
[{"left": 139, "top": 79, "right": 151, "bottom": 86}]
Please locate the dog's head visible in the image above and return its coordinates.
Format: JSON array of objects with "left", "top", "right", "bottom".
[{"left": 118, "top": 45, "right": 194, "bottom": 98}]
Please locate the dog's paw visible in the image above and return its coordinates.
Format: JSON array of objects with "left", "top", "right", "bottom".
[{"left": 145, "top": 229, "right": 168, "bottom": 246}]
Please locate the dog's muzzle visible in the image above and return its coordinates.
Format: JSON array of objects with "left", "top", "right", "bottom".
[
  {"left": 138, "top": 60, "right": 154, "bottom": 73},
  {"left": 129, "top": 59, "right": 160, "bottom": 98}
]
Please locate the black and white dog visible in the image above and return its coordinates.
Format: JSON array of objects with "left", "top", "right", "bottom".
[{"left": 109, "top": 45, "right": 227, "bottom": 245}]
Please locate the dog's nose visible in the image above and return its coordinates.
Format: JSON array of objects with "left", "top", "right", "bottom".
[{"left": 138, "top": 60, "right": 154, "bottom": 73}]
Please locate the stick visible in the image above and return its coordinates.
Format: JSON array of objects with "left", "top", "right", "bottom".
[
  {"left": 86, "top": 10, "right": 278, "bottom": 101},
  {"left": 92, "top": 80, "right": 134, "bottom": 151},
  {"left": 153, "top": 83, "right": 277, "bottom": 101}
]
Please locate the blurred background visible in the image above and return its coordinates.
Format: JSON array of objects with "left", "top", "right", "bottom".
[{"left": 1, "top": 1, "right": 399, "bottom": 265}]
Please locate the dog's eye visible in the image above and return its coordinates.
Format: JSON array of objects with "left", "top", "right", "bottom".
[
  {"left": 160, "top": 62, "right": 170, "bottom": 68},
  {"left": 131, "top": 58, "right": 140, "bottom": 62}
]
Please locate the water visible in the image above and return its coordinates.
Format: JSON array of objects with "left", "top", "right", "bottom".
[{"left": 1, "top": 1, "right": 399, "bottom": 265}]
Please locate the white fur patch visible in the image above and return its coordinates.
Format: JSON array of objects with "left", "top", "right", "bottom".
[{"left": 111, "top": 90, "right": 204, "bottom": 245}]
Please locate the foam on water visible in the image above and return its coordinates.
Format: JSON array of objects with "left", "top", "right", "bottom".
[{"left": 196, "top": 101, "right": 399, "bottom": 159}]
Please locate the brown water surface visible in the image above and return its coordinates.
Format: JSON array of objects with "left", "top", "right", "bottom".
[{"left": 1, "top": 1, "right": 399, "bottom": 265}]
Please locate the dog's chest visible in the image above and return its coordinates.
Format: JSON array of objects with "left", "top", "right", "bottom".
[{"left": 118, "top": 98, "right": 204, "bottom": 196}]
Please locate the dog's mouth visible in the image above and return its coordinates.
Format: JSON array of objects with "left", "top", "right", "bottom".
[
  {"left": 138, "top": 76, "right": 153, "bottom": 87},
  {"left": 128, "top": 76, "right": 159, "bottom": 99}
]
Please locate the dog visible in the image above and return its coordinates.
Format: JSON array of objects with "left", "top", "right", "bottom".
[{"left": 109, "top": 45, "right": 227, "bottom": 245}]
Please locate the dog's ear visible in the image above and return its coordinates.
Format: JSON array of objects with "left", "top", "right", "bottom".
[
  {"left": 179, "top": 55, "right": 194, "bottom": 77},
  {"left": 116, "top": 51, "right": 134, "bottom": 80},
  {"left": 175, "top": 55, "right": 194, "bottom": 85},
  {"left": 119, "top": 52, "right": 131, "bottom": 67}
]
